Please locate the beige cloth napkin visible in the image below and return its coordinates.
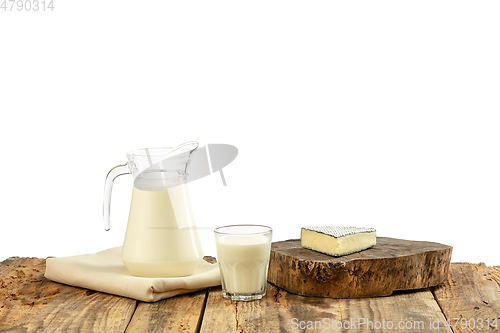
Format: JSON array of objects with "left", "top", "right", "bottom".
[{"left": 44, "top": 247, "right": 221, "bottom": 302}]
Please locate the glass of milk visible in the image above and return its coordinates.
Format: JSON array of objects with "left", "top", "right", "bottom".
[{"left": 214, "top": 225, "right": 272, "bottom": 301}]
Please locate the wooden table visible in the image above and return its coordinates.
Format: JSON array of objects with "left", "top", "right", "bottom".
[{"left": 1, "top": 257, "right": 499, "bottom": 332}]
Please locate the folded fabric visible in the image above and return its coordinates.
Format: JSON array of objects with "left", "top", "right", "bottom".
[{"left": 44, "top": 247, "right": 221, "bottom": 302}]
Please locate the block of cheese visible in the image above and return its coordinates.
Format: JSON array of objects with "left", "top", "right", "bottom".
[{"left": 301, "top": 226, "right": 376, "bottom": 257}]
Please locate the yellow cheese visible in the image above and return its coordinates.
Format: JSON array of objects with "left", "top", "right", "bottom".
[{"left": 301, "top": 226, "right": 376, "bottom": 257}]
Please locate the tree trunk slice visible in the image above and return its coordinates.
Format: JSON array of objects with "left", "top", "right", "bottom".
[{"left": 267, "top": 237, "right": 452, "bottom": 298}]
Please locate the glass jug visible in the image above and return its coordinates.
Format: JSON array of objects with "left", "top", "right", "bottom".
[{"left": 103, "top": 142, "right": 204, "bottom": 277}]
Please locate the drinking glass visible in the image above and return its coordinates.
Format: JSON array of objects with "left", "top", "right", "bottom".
[{"left": 214, "top": 225, "right": 272, "bottom": 301}]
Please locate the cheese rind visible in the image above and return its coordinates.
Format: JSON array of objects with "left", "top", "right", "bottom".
[{"left": 301, "top": 226, "right": 376, "bottom": 257}]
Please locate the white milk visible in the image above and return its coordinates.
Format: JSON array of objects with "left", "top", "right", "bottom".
[
  {"left": 216, "top": 235, "right": 271, "bottom": 294},
  {"left": 121, "top": 184, "right": 203, "bottom": 277}
]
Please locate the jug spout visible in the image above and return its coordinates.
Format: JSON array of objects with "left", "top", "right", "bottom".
[{"left": 133, "top": 142, "right": 199, "bottom": 191}]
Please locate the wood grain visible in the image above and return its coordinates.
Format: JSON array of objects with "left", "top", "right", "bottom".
[
  {"left": 200, "top": 284, "right": 342, "bottom": 332},
  {"left": 0, "top": 257, "right": 137, "bottom": 332},
  {"left": 201, "top": 283, "right": 454, "bottom": 332},
  {"left": 432, "top": 263, "right": 500, "bottom": 333},
  {"left": 2, "top": 257, "right": 499, "bottom": 333},
  {"left": 268, "top": 237, "right": 452, "bottom": 298},
  {"left": 199, "top": 286, "right": 238, "bottom": 332},
  {"left": 125, "top": 289, "right": 208, "bottom": 333},
  {"left": 488, "top": 266, "right": 500, "bottom": 287},
  {"left": 337, "top": 290, "right": 452, "bottom": 332}
]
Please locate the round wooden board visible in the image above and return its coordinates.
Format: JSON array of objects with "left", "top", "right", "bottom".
[{"left": 267, "top": 237, "right": 452, "bottom": 298}]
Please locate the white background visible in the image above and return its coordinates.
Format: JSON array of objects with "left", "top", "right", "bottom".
[{"left": 1, "top": 1, "right": 499, "bottom": 265}]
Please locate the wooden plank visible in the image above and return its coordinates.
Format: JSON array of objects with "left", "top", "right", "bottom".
[
  {"left": 199, "top": 286, "right": 238, "bottom": 332},
  {"left": 200, "top": 284, "right": 342, "bottom": 332},
  {"left": 3, "top": 256, "right": 500, "bottom": 333},
  {"left": 432, "top": 263, "right": 500, "bottom": 333},
  {"left": 268, "top": 237, "right": 452, "bottom": 298},
  {"left": 337, "top": 290, "right": 452, "bottom": 332},
  {"left": 201, "top": 283, "right": 452, "bottom": 332},
  {"left": 0, "top": 257, "right": 136, "bottom": 332},
  {"left": 125, "top": 289, "right": 208, "bottom": 333}
]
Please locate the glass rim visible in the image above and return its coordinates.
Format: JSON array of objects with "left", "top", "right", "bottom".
[{"left": 214, "top": 224, "right": 272, "bottom": 236}]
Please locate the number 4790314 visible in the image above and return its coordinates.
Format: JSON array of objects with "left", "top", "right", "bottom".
[{"left": 1, "top": 0, "right": 54, "bottom": 11}]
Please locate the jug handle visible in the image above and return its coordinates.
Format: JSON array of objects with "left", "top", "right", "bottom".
[{"left": 103, "top": 164, "right": 130, "bottom": 231}]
